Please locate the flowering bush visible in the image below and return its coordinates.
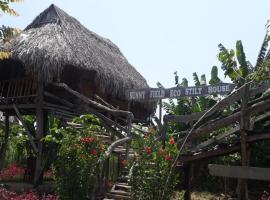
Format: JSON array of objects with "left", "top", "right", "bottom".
[
  {"left": 261, "top": 191, "right": 270, "bottom": 200},
  {"left": 129, "top": 128, "right": 179, "bottom": 200},
  {"left": 0, "top": 164, "right": 25, "bottom": 181},
  {"left": 0, "top": 164, "right": 54, "bottom": 181},
  {"left": 0, "top": 186, "right": 59, "bottom": 200},
  {"left": 54, "top": 115, "right": 107, "bottom": 200}
]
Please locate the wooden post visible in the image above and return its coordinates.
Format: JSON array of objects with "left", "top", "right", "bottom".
[
  {"left": 159, "top": 100, "right": 162, "bottom": 121},
  {"left": 161, "top": 120, "right": 167, "bottom": 148},
  {"left": 184, "top": 163, "right": 191, "bottom": 200},
  {"left": 103, "top": 158, "right": 110, "bottom": 192},
  {"left": 0, "top": 113, "right": 9, "bottom": 170},
  {"left": 238, "top": 84, "right": 250, "bottom": 200},
  {"left": 34, "top": 80, "right": 46, "bottom": 186},
  {"left": 125, "top": 117, "right": 132, "bottom": 160}
]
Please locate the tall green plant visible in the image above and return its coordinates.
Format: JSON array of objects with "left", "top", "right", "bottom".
[
  {"left": 54, "top": 115, "right": 107, "bottom": 200},
  {"left": 129, "top": 128, "right": 179, "bottom": 200}
]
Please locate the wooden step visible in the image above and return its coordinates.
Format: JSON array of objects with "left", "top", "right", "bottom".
[
  {"left": 105, "top": 190, "right": 131, "bottom": 200},
  {"left": 113, "top": 148, "right": 134, "bottom": 153},
  {"left": 117, "top": 175, "right": 129, "bottom": 182},
  {"left": 110, "top": 189, "right": 130, "bottom": 195},
  {"left": 114, "top": 183, "right": 131, "bottom": 191}
]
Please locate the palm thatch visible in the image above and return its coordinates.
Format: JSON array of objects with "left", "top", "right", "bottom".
[
  {"left": 2, "top": 4, "right": 149, "bottom": 98},
  {"left": 0, "top": 4, "right": 155, "bottom": 118}
]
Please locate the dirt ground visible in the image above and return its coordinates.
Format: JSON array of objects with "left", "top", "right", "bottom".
[
  {"left": 0, "top": 181, "right": 55, "bottom": 194},
  {"left": 172, "top": 191, "right": 264, "bottom": 200}
]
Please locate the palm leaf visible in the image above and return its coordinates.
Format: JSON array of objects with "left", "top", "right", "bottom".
[
  {"left": 181, "top": 78, "right": 188, "bottom": 87},
  {"left": 200, "top": 74, "right": 206, "bottom": 85},
  {"left": 236, "top": 40, "right": 249, "bottom": 78},
  {"left": 255, "top": 21, "right": 270, "bottom": 70},
  {"left": 209, "top": 66, "right": 221, "bottom": 85},
  {"left": 193, "top": 72, "right": 200, "bottom": 86}
]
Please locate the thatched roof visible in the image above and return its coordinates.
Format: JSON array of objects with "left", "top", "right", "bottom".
[{"left": 3, "top": 4, "right": 150, "bottom": 99}]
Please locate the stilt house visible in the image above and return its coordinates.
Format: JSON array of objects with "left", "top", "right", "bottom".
[{"left": 0, "top": 4, "right": 155, "bottom": 185}]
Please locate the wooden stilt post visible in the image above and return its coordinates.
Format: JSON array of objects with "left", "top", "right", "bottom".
[
  {"left": 103, "top": 158, "right": 110, "bottom": 192},
  {"left": 159, "top": 100, "right": 162, "bottom": 121},
  {"left": 0, "top": 113, "right": 9, "bottom": 170},
  {"left": 184, "top": 163, "right": 191, "bottom": 200},
  {"left": 34, "top": 80, "right": 45, "bottom": 186},
  {"left": 161, "top": 120, "right": 167, "bottom": 149},
  {"left": 238, "top": 83, "right": 250, "bottom": 200}
]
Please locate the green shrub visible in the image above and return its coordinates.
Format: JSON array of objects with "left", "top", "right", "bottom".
[
  {"left": 129, "top": 128, "right": 179, "bottom": 200},
  {"left": 54, "top": 115, "right": 107, "bottom": 200}
]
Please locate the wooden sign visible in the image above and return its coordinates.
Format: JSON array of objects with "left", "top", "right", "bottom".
[
  {"left": 208, "top": 164, "right": 270, "bottom": 181},
  {"left": 127, "top": 83, "right": 235, "bottom": 101}
]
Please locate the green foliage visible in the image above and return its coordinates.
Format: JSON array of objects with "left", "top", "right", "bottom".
[
  {"left": 236, "top": 40, "right": 249, "bottom": 78},
  {"left": 193, "top": 72, "right": 200, "bottom": 86},
  {"left": 54, "top": 115, "right": 107, "bottom": 200},
  {"left": 255, "top": 59, "right": 270, "bottom": 82},
  {"left": 0, "top": 0, "right": 23, "bottom": 16},
  {"left": 129, "top": 128, "right": 179, "bottom": 200},
  {"left": 162, "top": 71, "right": 219, "bottom": 134},
  {"left": 0, "top": 25, "right": 20, "bottom": 43},
  {"left": 255, "top": 22, "right": 270, "bottom": 69},
  {"left": 3, "top": 116, "right": 36, "bottom": 166},
  {"left": 209, "top": 66, "right": 221, "bottom": 85},
  {"left": 218, "top": 43, "right": 241, "bottom": 84},
  {"left": 200, "top": 74, "right": 206, "bottom": 85},
  {"left": 0, "top": 1, "right": 22, "bottom": 60}
]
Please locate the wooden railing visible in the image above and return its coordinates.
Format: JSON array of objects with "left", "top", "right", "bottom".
[{"left": 0, "top": 77, "right": 37, "bottom": 104}]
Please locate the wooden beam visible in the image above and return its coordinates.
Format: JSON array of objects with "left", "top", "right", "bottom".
[
  {"left": 249, "top": 84, "right": 270, "bottom": 97},
  {"left": 209, "top": 164, "right": 270, "bottom": 181},
  {"left": 0, "top": 104, "right": 36, "bottom": 110},
  {"left": 195, "top": 111, "right": 270, "bottom": 151},
  {"left": 195, "top": 126, "right": 240, "bottom": 150},
  {"left": 164, "top": 111, "right": 206, "bottom": 123},
  {"left": 247, "top": 132, "right": 270, "bottom": 142},
  {"left": 186, "top": 96, "right": 270, "bottom": 141},
  {"left": 179, "top": 146, "right": 240, "bottom": 163},
  {"left": 51, "top": 83, "right": 133, "bottom": 120},
  {"left": 13, "top": 104, "right": 38, "bottom": 153},
  {"left": 179, "top": 132, "right": 270, "bottom": 163},
  {"left": 189, "top": 111, "right": 241, "bottom": 140},
  {"left": 94, "top": 94, "right": 116, "bottom": 109},
  {"left": 44, "top": 91, "right": 74, "bottom": 108}
]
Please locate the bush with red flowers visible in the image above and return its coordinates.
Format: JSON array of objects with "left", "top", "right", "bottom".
[
  {"left": 0, "top": 163, "right": 25, "bottom": 181},
  {"left": 54, "top": 115, "right": 107, "bottom": 200},
  {"left": 0, "top": 186, "right": 59, "bottom": 200},
  {"left": 261, "top": 191, "right": 270, "bottom": 200},
  {"left": 0, "top": 164, "right": 54, "bottom": 182},
  {"left": 129, "top": 127, "right": 179, "bottom": 200}
]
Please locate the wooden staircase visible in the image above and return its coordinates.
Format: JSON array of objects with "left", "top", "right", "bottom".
[{"left": 103, "top": 144, "right": 133, "bottom": 200}]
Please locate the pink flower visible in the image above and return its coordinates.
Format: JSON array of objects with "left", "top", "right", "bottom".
[
  {"left": 169, "top": 137, "right": 175, "bottom": 146},
  {"left": 144, "top": 147, "right": 152, "bottom": 154},
  {"left": 90, "top": 149, "right": 97, "bottom": 155},
  {"left": 165, "top": 153, "right": 171, "bottom": 161}
]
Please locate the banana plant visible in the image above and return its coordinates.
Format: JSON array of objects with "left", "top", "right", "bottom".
[
  {"left": 162, "top": 69, "right": 221, "bottom": 134},
  {"left": 218, "top": 21, "right": 270, "bottom": 85},
  {"left": 218, "top": 40, "right": 254, "bottom": 86}
]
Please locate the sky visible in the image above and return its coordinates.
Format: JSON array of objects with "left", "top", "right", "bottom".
[{"left": 2, "top": 0, "right": 270, "bottom": 88}]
